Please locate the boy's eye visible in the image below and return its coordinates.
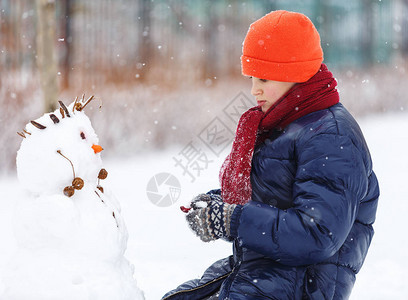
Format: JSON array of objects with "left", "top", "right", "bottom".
[
  {"left": 80, "top": 132, "right": 86, "bottom": 140},
  {"left": 249, "top": 76, "right": 267, "bottom": 82}
]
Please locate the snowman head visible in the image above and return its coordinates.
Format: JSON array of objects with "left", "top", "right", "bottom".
[{"left": 17, "top": 96, "right": 104, "bottom": 197}]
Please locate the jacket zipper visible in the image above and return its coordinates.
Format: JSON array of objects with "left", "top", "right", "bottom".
[
  {"left": 162, "top": 273, "right": 231, "bottom": 300},
  {"left": 220, "top": 241, "right": 243, "bottom": 299}
]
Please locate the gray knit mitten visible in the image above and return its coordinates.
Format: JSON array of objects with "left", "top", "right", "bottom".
[{"left": 186, "top": 193, "right": 237, "bottom": 242}]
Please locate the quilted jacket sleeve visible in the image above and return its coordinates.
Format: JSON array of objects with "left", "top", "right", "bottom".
[{"left": 234, "top": 133, "right": 369, "bottom": 266}]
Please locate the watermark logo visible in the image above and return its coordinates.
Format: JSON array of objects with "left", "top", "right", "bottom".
[
  {"left": 148, "top": 91, "right": 255, "bottom": 206},
  {"left": 172, "top": 141, "right": 213, "bottom": 183},
  {"left": 146, "top": 172, "right": 181, "bottom": 207},
  {"left": 198, "top": 117, "right": 234, "bottom": 156},
  {"left": 172, "top": 92, "right": 255, "bottom": 183},
  {"left": 223, "top": 91, "right": 255, "bottom": 123}
]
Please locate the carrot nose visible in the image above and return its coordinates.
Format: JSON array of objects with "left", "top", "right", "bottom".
[{"left": 92, "top": 144, "right": 103, "bottom": 154}]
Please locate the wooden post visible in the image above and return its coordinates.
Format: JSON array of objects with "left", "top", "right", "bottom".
[
  {"left": 137, "top": 0, "right": 153, "bottom": 81},
  {"left": 59, "top": 0, "right": 72, "bottom": 90},
  {"left": 202, "top": 1, "right": 218, "bottom": 82},
  {"left": 401, "top": 0, "right": 408, "bottom": 56},
  {"left": 36, "top": 0, "right": 58, "bottom": 112}
]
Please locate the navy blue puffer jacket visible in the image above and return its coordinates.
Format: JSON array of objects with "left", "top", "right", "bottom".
[{"left": 163, "top": 103, "right": 379, "bottom": 300}]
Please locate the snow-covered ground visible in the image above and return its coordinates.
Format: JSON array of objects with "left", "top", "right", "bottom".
[{"left": 1, "top": 110, "right": 407, "bottom": 299}]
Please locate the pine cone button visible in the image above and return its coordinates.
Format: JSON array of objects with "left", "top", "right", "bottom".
[
  {"left": 63, "top": 186, "right": 75, "bottom": 197},
  {"left": 72, "top": 177, "right": 84, "bottom": 190}
]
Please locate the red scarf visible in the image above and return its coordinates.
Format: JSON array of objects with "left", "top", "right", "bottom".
[{"left": 219, "top": 64, "right": 339, "bottom": 205}]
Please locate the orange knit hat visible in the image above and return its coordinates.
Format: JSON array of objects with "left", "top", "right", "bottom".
[{"left": 241, "top": 10, "right": 323, "bottom": 83}]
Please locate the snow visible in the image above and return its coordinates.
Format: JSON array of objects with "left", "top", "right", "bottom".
[
  {"left": 350, "top": 111, "right": 408, "bottom": 299},
  {"left": 1, "top": 110, "right": 407, "bottom": 299}
]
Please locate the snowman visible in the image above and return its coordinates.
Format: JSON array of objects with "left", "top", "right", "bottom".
[{"left": 1, "top": 96, "right": 144, "bottom": 300}]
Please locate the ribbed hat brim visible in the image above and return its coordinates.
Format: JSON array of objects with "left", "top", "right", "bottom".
[{"left": 241, "top": 55, "right": 323, "bottom": 83}]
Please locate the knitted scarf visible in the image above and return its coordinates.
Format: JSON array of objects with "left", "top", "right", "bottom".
[{"left": 219, "top": 64, "right": 340, "bottom": 205}]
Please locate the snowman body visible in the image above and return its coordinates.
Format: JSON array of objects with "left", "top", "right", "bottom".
[{"left": 2, "top": 100, "right": 143, "bottom": 300}]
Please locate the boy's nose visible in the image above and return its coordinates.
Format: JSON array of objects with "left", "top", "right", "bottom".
[{"left": 251, "top": 84, "right": 262, "bottom": 97}]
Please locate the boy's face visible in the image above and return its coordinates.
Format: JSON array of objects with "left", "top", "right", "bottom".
[{"left": 251, "top": 77, "right": 296, "bottom": 113}]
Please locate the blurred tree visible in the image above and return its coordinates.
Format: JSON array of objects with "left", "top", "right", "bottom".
[
  {"left": 0, "top": 0, "right": 402, "bottom": 87},
  {"left": 361, "top": 0, "right": 375, "bottom": 66},
  {"left": 36, "top": 0, "right": 58, "bottom": 112},
  {"left": 202, "top": 1, "right": 218, "bottom": 81},
  {"left": 137, "top": 0, "right": 153, "bottom": 81},
  {"left": 402, "top": 0, "right": 408, "bottom": 56},
  {"left": 313, "top": 0, "right": 330, "bottom": 60},
  {"left": 59, "top": 0, "right": 73, "bottom": 90}
]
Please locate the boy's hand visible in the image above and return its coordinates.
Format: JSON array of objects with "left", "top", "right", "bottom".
[{"left": 186, "top": 194, "right": 237, "bottom": 242}]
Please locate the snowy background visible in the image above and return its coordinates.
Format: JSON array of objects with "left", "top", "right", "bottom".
[{"left": 1, "top": 109, "right": 407, "bottom": 299}]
